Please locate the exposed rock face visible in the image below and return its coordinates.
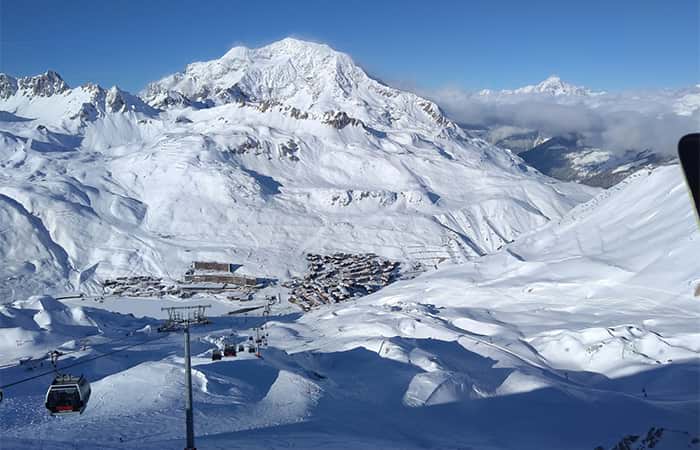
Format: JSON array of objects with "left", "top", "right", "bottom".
[
  {"left": 0, "top": 71, "right": 69, "bottom": 99},
  {"left": 17, "top": 70, "right": 69, "bottom": 97},
  {"left": 289, "top": 107, "right": 309, "bottom": 119},
  {"left": 419, "top": 101, "right": 452, "bottom": 128},
  {"left": 596, "top": 426, "right": 700, "bottom": 450},
  {"left": 105, "top": 87, "right": 127, "bottom": 112},
  {"left": 72, "top": 102, "right": 99, "bottom": 122},
  {"left": 0, "top": 71, "right": 157, "bottom": 126},
  {"left": 217, "top": 84, "right": 249, "bottom": 104},
  {"left": 258, "top": 99, "right": 281, "bottom": 113},
  {"left": 230, "top": 138, "right": 261, "bottom": 155},
  {"left": 0, "top": 74, "right": 18, "bottom": 99},
  {"left": 146, "top": 88, "right": 193, "bottom": 109},
  {"left": 279, "top": 140, "right": 299, "bottom": 160},
  {"left": 322, "top": 111, "right": 365, "bottom": 129}
]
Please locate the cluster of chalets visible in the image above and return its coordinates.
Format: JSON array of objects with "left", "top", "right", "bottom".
[
  {"left": 285, "top": 253, "right": 400, "bottom": 311},
  {"left": 102, "top": 276, "right": 182, "bottom": 297},
  {"left": 102, "top": 262, "right": 265, "bottom": 299}
]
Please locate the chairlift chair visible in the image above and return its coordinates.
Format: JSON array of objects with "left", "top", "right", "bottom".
[{"left": 45, "top": 374, "right": 91, "bottom": 415}]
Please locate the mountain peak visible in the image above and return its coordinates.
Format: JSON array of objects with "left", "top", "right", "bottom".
[
  {"left": 538, "top": 75, "right": 564, "bottom": 87},
  {"left": 478, "top": 75, "right": 603, "bottom": 98},
  {"left": 18, "top": 70, "right": 70, "bottom": 97},
  {"left": 515, "top": 75, "right": 597, "bottom": 96},
  {"left": 0, "top": 70, "right": 70, "bottom": 99},
  {"left": 0, "top": 70, "right": 156, "bottom": 125},
  {"left": 0, "top": 73, "right": 18, "bottom": 99},
  {"left": 142, "top": 38, "right": 369, "bottom": 113},
  {"left": 221, "top": 37, "right": 331, "bottom": 59},
  {"left": 256, "top": 37, "right": 334, "bottom": 54},
  {"left": 142, "top": 38, "right": 461, "bottom": 134}
]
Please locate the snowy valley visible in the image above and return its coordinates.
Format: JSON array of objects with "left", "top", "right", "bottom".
[{"left": 0, "top": 39, "right": 698, "bottom": 450}]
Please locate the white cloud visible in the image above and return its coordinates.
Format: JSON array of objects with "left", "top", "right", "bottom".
[{"left": 425, "top": 85, "right": 700, "bottom": 157}]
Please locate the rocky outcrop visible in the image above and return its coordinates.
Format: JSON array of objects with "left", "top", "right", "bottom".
[
  {"left": 0, "top": 73, "right": 18, "bottom": 99},
  {"left": 230, "top": 138, "right": 261, "bottom": 155},
  {"left": 595, "top": 426, "right": 700, "bottom": 450},
  {"left": 322, "top": 111, "right": 365, "bottom": 129},
  {"left": 0, "top": 71, "right": 69, "bottom": 99},
  {"left": 289, "top": 107, "right": 309, "bottom": 120},
  {"left": 419, "top": 100, "right": 453, "bottom": 128},
  {"left": 279, "top": 140, "right": 299, "bottom": 161},
  {"left": 17, "top": 70, "right": 69, "bottom": 97}
]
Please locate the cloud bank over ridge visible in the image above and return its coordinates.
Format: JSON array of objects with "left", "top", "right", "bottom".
[{"left": 426, "top": 81, "right": 700, "bottom": 157}]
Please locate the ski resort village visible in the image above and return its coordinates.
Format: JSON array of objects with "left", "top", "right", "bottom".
[{"left": 0, "top": 34, "right": 698, "bottom": 450}]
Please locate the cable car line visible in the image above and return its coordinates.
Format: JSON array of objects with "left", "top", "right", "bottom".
[
  {"left": 0, "top": 333, "right": 170, "bottom": 391},
  {"left": 3, "top": 325, "right": 158, "bottom": 370}
]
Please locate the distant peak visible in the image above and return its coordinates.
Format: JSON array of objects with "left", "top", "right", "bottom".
[
  {"left": 17, "top": 70, "right": 70, "bottom": 97},
  {"left": 539, "top": 75, "right": 563, "bottom": 85},
  {"left": 477, "top": 75, "right": 603, "bottom": 97},
  {"left": 511, "top": 75, "right": 597, "bottom": 96},
  {"left": 531, "top": 75, "right": 580, "bottom": 94},
  {"left": 0, "top": 73, "right": 18, "bottom": 99}
]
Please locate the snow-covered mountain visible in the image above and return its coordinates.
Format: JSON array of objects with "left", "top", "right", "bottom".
[
  {"left": 479, "top": 75, "right": 603, "bottom": 97},
  {"left": 0, "top": 71, "right": 156, "bottom": 130},
  {"left": 142, "top": 38, "right": 461, "bottom": 134},
  {"left": 0, "top": 38, "right": 595, "bottom": 302}
]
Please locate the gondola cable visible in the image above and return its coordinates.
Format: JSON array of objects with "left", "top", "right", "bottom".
[
  {"left": 0, "top": 333, "right": 170, "bottom": 391},
  {"left": 4, "top": 324, "right": 157, "bottom": 372}
]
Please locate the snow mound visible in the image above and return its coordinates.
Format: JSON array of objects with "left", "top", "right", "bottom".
[{"left": 0, "top": 295, "right": 98, "bottom": 365}]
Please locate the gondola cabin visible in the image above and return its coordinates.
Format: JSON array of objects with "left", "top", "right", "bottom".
[
  {"left": 223, "top": 345, "right": 237, "bottom": 357},
  {"left": 45, "top": 374, "right": 91, "bottom": 415},
  {"left": 212, "top": 349, "right": 222, "bottom": 361}
]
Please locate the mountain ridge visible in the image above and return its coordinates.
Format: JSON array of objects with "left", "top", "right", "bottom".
[{"left": 0, "top": 37, "right": 596, "bottom": 300}]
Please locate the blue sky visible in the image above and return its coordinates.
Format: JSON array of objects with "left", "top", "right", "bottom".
[{"left": 0, "top": 0, "right": 697, "bottom": 93}]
